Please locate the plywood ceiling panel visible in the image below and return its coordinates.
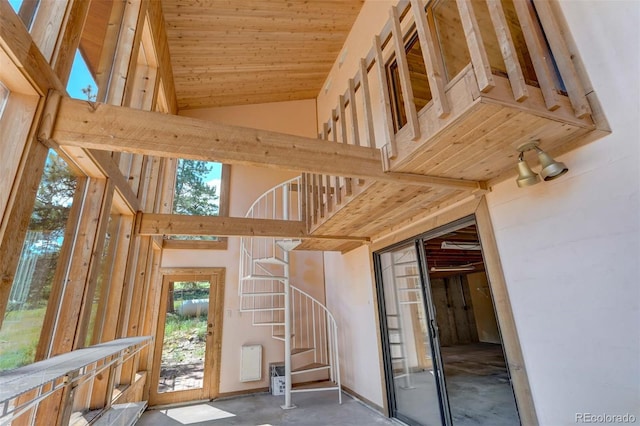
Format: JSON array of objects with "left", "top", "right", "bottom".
[{"left": 161, "top": 0, "right": 364, "bottom": 110}]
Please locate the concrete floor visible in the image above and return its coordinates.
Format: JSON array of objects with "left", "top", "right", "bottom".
[
  {"left": 390, "top": 343, "right": 519, "bottom": 426},
  {"left": 442, "top": 343, "right": 520, "bottom": 426},
  {"left": 137, "top": 391, "right": 396, "bottom": 426}
]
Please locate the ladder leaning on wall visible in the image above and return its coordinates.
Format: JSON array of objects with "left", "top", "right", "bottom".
[{"left": 239, "top": 176, "right": 341, "bottom": 408}]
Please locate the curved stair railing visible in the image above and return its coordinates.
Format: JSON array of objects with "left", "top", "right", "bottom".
[{"left": 239, "top": 176, "right": 341, "bottom": 408}]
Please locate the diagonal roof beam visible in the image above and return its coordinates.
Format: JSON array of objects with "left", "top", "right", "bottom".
[{"left": 51, "top": 97, "right": 482, "bottom": 191}]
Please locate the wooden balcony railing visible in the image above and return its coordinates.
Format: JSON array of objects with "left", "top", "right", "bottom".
[{"left": 302, "top": 0, "right": 601, "bottom": 241}]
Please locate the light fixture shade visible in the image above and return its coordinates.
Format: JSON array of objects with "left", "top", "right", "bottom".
[
  {"left": 516, "top": 159, "right": 541, "bottom": 187},
  {"left": 537, "top": 150, "right": 569, "bottom": 181}
]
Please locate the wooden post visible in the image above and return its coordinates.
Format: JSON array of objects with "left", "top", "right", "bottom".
[
  {"left": 321, "top": 123, "right": 333, "bottom": 213},
  {"left": 411, "top": 0, "right": 450, "bottom": 118},
  {"left": 51, "top": 0, "right": 91, "bottom": 86},
  {"left": 330, "top": 111, "right": 342, "bottom": 206},
  {"left": 390, "top": 5, "right": 421, "bottom": 141},
  {"left": 106, "top": 0, "right": 148, "bottom": 106},
  {"left": 95, "top": 1, "right": 127, "bottom": 101},
  {"left": 532, "top": 0, "right": 591, "bottom": 118},
  {"left": 337, "top": 94, "right": 349, "bottom": 144},
  {"left": 348, "top": 78, "right": 361, "bottom": 146},
  {"left": 374, "top": 35, "right": 398, "bottom": 158},
  {"left": 359, "top": 59, "right": 376, "bottom": 148},
  {"left": 300, "top": 174, "right": 308, "bottom": 230},
  {"left": 456, "top": 0, "right": 495, "bottom": 92},
  {"left": 311, "top": 174, "right": 318, "bottom": 225},
  {"left": 337, "top": 94, "right": 353, "bottom": 196},
  {"left": 318, "top": 172, "right": 325, "bottom": 219},
  {"left": 475, "top": 198, "right": 539, "bottom": 425},
  {"left": 28, "top": 0, "right": 70, "bottom": 62},
  {"left": 486, "top": 0, "right": 528, "bottom": 102},
  {"left": 512, "top": 0, "right": 560, "bottom": 111}
]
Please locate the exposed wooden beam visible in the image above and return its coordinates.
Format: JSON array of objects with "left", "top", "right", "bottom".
[
  {"left": 138, "top": 214, "right": 307, "bottom": 237},
  {"left": 52, "top": 97, "right": 482, "bottom": 191},
  {"left": 137, "top": 213, "right": 371, "bottom": 242}
]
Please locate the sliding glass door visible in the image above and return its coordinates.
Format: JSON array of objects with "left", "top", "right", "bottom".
[
  {"left": 375, "top": 217, "right": 521, "bottom": 426},
  {"left": 376, "top": 243, "right": 448, "bottom": 426}
]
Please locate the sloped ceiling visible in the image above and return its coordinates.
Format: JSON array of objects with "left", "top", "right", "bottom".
[{"left": 161, "top": 0, "right": 365, "bottom": 110}]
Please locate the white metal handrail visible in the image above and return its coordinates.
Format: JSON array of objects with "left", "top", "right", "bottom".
[
  {"left": 238, "top": 175, "right": 341, "bottom": 406},
  {"left": 291, "top": 285, "right": 341, "bottom": 394}
]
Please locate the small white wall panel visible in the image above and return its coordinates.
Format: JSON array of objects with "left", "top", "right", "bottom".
[{"left": 240, "top": 345, "right": 262, "bottom": 382}]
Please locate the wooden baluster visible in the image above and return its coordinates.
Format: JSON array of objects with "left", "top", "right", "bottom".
[
  {"left": 338, "top": 94, "right": 348, "bottom": 144},
  {"left": 302, "top": 173, "right": 310, "bottom": 228},
  {"left": 410, "top": 0, "right": 450, "bottom": 118},
  {"left": 512, "top": 0, "right": 560, "bottom": 111},
  {"left": 359, "top": 58, "right": 376, "bottom": 148},
  {"left": 486, "top": 0, "right": 528, "bottom": 101},
  {"left": 348, "top": 78, "right": 361, "bottom": 147},
  {"left": 374, "top": 35, "right": 398, "bottom": 158},
  {"left": 532, "top": 0, "right": 591, "bottom": 118},
  {"left": 321, "top": 123, "right": 333, "bottom": 212},
  {"left": 330, "top": 110, "right": 342, "bottom": 206},
  {"left": 390, "top": 5, "right": 421, "bottom": 141},
  {"left": 456, "top": 0, "right": 495, "bottom": 92},
  {"left": 318, "top": 172, "right": 325, "bottom": 219},
  {"left": 311, "top": 174, "right": 318, "bottom": 225},
  {"left": 337, "top": 95, "right": 353, "bottom": 196}
]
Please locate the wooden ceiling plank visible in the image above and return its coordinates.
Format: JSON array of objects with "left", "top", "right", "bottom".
[{"left": 162, "top": 0, "right": 364, "bottom": 108}]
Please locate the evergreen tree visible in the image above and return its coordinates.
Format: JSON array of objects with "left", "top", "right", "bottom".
[
  {"left": 173, "top": 159, "right": 219, "bottom": 216},
  {"left": 31, "top": 152, "right": 77, "bottom": 234},
  {"left": 29, "top": 151, "right": 77, "bottom": 307}
]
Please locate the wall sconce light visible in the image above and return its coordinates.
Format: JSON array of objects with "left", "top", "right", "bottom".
[{"left": 516, "top": 141, "right": 568, "bottom": 188}]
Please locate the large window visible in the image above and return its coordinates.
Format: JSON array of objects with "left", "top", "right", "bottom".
[
  {"left": 170, "top": 160, "right": 224, "bottom": 242},
  {"left": 173, "top": 160, "right": 222, "bottom": 216},
  {"left": 0, "top": 150, "right": 78, "bottom": 371},
  {"left": 67, "top": 50, "right": 98, "bottom": 101},
  {"left": 84, "top": 209, "right": 120, "bottom": 347}
]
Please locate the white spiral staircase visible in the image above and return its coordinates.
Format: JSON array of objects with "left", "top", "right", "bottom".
[{"left": 239, "top": 176, "right": 341, "bottom": 408}]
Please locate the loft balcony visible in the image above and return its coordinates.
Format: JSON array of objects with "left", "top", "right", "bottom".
[{"left": 297, "top": 0, "right": 608, "bottom": 251}]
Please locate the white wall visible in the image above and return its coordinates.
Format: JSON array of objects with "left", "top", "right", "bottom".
[
  {"left": 162, "top": 99, "right": 326, "bottom": 394},
  {"left": 324, "top": 245, "right": 385, "bottom": 408},
  {"left": 485, "top": 1, "right": 640, "bottom": 424}
]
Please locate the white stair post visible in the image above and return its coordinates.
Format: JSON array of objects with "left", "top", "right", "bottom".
[
  {"left": 239, "top": 177, "right": 341, "bottom": 408},
  {"left": 281, "top": 183, "right": 295, "bottom": 409}
]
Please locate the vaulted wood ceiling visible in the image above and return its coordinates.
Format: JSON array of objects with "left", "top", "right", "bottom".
[{"left": 161, "top": 0, "right": 365, "bottom": 110}]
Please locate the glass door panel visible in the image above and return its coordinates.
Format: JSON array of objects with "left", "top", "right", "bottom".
[
  {"left": 378, "top": 244, "right": 444, "bottom": 426},
  {"left": 157, "top": 280, "right": 210, "bottom": 394}
]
